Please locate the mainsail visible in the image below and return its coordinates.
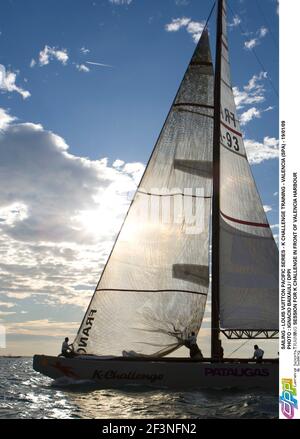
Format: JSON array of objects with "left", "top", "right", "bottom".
[
  {"left": 73, "top": 29, "right": 214, "bottom": 356},
  {"left": 218, "top": 0, "right": 279, "bottom": 335}
]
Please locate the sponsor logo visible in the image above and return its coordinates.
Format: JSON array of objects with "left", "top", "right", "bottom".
[
  {"left": 92, "top": 369, "right": 164, "bottom": 384},
  {"left": 280, "top": 378, "right": 298, "bottom": 419},
  {"left": 204, "top": 367, "right": 270, "bottom": 377}
]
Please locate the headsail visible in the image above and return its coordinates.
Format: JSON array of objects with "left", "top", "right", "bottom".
[
  {"left": 73, "top": 29, "right": 214, "bottom": 356},
  {"left": 218, "top": 0, "right": 279, "bottom": 336}
]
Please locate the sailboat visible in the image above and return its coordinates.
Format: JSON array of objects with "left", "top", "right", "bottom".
[{"left": 33, "top": 0, "right": 279, "bottom": 390}]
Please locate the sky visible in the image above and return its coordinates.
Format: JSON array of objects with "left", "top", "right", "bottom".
[{"left": 0, "top": 0, "right": 279, "bottom": 357}]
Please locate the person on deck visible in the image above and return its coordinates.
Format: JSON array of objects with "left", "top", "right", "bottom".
[
  {"left": 185, "top": 332, "right": 203, "bottom": 360},
  {"left": 59, "top": 337, "right": 74, "bottom": 358},
  {"left": 252, "top": 344, "right": 264, "bottom": 363}
]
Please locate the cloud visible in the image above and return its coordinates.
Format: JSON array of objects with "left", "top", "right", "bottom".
[
  {"left": 235, "top": 71, "right": 274, "bottom": 127},
  {"left": 233, "top": 71, "right": 268, "bottom": 110},
  {"left": 165, "top": 17, "right": 190, "bottom": 32},
  {"left": 0, "top": 202, "right": 28, "bottom": 225},
  {"left": 228, "top": 16, "right": 241, "bottom": 28},
  {"left": 244, "top": 137, "right": 279, "bottom": 164},
  {"left": 6, "top": 293, "right": 32, "bottom": 299},
  {"left": 0, "top": 118, "right": 141, "bottom": 243},
  {"left": 244, "top": 71, "right": 268, "bottom": 92},
  {"left": 0, "top": 311, "right": 17, "bottom": 317},
  {"left": 32, "top": 47, "right": 108, "bottom": 74},
  {"left": 122, "top": 162, "right": 144, "bottom": 180},
  {"left": 244, "top": 26, "right": 268, "bottom": 50},
  {"left": 259, "top": 27, "right": 268, "bottom": 38},
  {"left": 271, "top": 224, "right": 279, "bottom": 229},
  {"left": 233, "top": 88, "right": 264, "bottom": 108},
  {"left": 113, "top": 159, "right": 125, "bottom": 168},
  {"left": 0, "top": 64, "right": 31, "bottom": 99},
  {"left": 165, "top": 17, "right": 205, "bottom": 43},
  {"left": 186, "top": 21, "right": 205, "bottom": 42},
  {"left": 38, "top": 46, "right": 69, "bottom": 66},
  {"left": 76, "top": 64, "right": 90, "bottom": 73}
]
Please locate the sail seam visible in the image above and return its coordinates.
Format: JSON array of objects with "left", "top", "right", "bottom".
[
  {"left": 97, "top": 288, "right": 208, "bottom": 296},
  {"left": 220, "top": 210, "right": 270, "bottom": 228},
  {"left": 137, "top": 190, "right": 211, "bottom": 199},
  {"left": 175, "top": 108, "right": 214, "bottom": 119}
]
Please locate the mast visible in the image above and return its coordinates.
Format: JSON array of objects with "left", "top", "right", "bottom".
[{"left": 211, "top": 0, "right": 223, "bottom": 360}]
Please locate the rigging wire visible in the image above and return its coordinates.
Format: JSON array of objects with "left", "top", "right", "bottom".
[{"left": 227, "top": 2, "right": 279, "bottom": 98}]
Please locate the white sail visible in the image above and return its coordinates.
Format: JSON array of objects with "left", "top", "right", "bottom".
[
  {"left": 219, "top": 1, "right": 278, "bottom": 332},
  {"left": 73, "top": 29, "right": 214, "bottom": 356}
]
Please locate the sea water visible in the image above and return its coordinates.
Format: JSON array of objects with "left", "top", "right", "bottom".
[{"left": 0, "top": 357, "right": 278, "bottom": 419}]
